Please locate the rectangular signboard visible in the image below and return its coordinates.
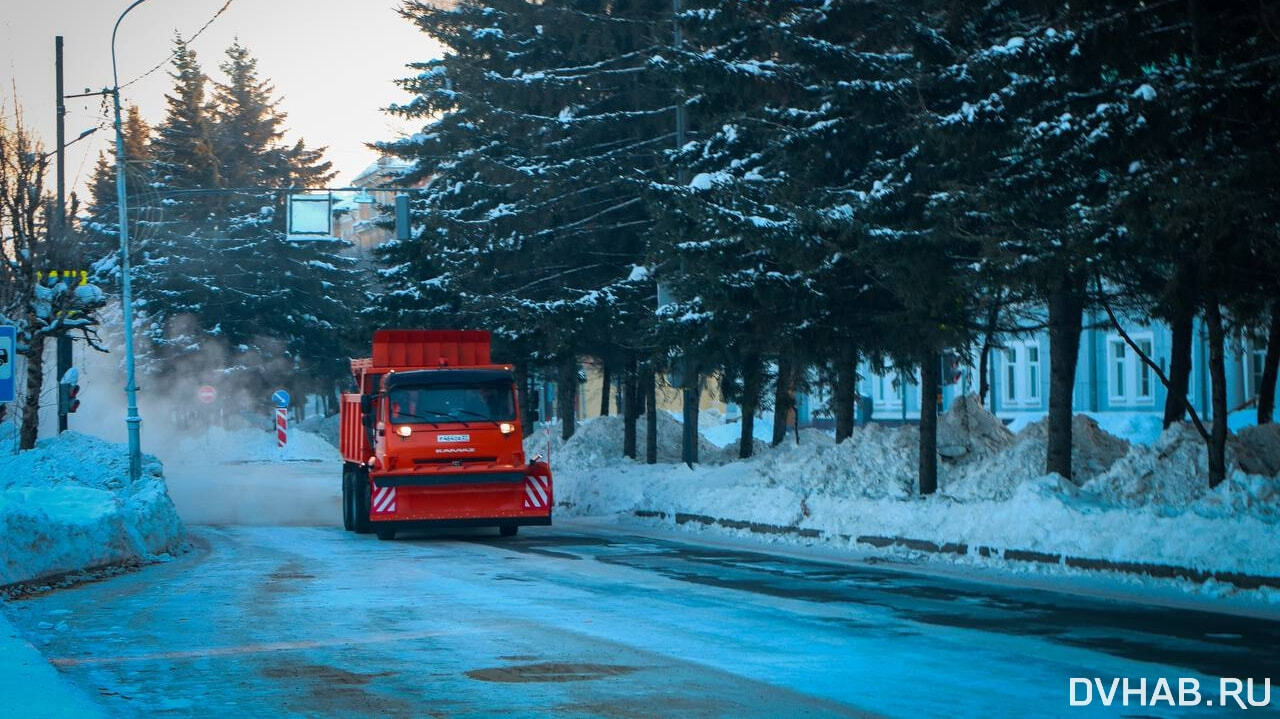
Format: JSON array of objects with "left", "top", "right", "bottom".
[{"left": 0, "top": 325, "right": 15, "bottom": 403}]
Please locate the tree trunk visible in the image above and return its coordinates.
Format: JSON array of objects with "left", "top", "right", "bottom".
[
  {"left": 623, "top": 355, "right": 638, "bottom": 458},
  {"left": 1046, "top": 278, "right": 1085, "bottom": 482},
  {"left": 1257, "top": 302, "right": 1279, "bottom": 425},
  {"left": 1206, "top": 298, "right": 1227, "bottom": 487},
  {"left": 644, "top": 365, "right": 657, "bottom": 464},
  {"left": 1164, "top": 290, "right": 1194, "bottom": 428},
  {"left": 557, "top": 358, "right": 577, "bottom": 441},
  {"left": 515, "top": 363, "right": 535, "bottom": 439},
  {"left": 739, "top": 354, "right": 762, "bottom": 459},
  {"left": 833, "top": 351, "right": 857, "bottom": 443},
  {"left": 771, "top": 357, "right": 796, "bottom": 447},
  {"left": 19, "top": 335, "right": 45, "bottom": 450},
  {"left": 681, "top": 373, "right": 700, "bottom": 466},
  {"left": 599, "top": 363, "right": 611, "bottom": 417},
  {"left": 919, "top": 350, "right": 939, "bottom": 496},
  {"left": 978, "top": 302, "right": 1000, "bottom": 407}
]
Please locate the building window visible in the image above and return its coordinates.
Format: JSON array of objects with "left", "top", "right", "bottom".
[
  {"left": 1244, "top": 339, "right": 1267, "bottom": 400},
  {"left": 1108, "top": 334, "right": 1154, "bottom": 405},
  {"left": 871, "top": 362, "right": 903, "bottom": 411},
  {"left": 1001, "top": 340, "right": 1042, "bottom": 407}
]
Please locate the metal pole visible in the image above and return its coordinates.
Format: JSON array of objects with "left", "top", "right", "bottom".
[
  {"left": 55, "top": 36, "right": 71, "bottom": 433},
  {"left": 112, "top": 0, "right": 150, "bottom": 481}
]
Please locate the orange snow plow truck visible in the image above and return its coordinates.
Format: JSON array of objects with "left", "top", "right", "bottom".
[{"left": 340, "top": 330, "right": 552, "bottom": 540}]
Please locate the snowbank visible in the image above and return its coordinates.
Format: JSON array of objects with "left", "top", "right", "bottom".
[
  {"left": 531, "top": 412, "right": 740, "bottom": 469},
  {"left": 297, "top": 413, "right": 341, "bottom": 448},
  {"left": 0, "top": 432, "right": 187, "bottom": 586},
  {"left": 547, "top": 398, "right": 1280, "bottom": 579},
  {"left": 173, "top": 424, "right": 340, "bottom": 463}
]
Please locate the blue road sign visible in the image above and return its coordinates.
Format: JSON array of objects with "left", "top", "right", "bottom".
[
  {"left": 0, "top": 326, "right": 15, "bottom": 403},
  {"left": 271, "top": 389, "right": 291, "bottom": 408}
]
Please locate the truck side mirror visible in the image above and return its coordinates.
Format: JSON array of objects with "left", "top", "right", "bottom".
[
  {"left": 360, "top": 395, "right": 373, "bottom": 413},
  {"left": 528, "top": 409, "right": 540, "bottom": 423}
]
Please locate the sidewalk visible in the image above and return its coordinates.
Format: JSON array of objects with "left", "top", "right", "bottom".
[{"left": 0, "top": 610, "right": 107, "bottom": 718}]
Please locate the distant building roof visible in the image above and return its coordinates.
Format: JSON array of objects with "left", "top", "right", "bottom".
[{"left": 352, "top": 155, "right": 414, "bottom": 188}]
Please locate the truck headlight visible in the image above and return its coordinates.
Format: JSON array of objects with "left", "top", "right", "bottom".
[
  {"left": 499, "top": 422, "right": 515, "bottom": 435},
  {"left": 396, "top": 425, "right": 413, "bottom": 438}
]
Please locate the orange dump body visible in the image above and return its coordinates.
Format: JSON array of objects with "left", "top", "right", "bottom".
[{"left": 340, "top": 330, "right": 551, "bottom": 532}]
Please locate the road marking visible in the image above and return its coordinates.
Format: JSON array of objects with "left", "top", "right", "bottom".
[{"left": 48, "top": 629, "right": 457, "bottom": 667}]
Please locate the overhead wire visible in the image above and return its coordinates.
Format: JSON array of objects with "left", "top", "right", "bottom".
[{"left": 117, "top": 0, "right": 236, "bottom": 91}]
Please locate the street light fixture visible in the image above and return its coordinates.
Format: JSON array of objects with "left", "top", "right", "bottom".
[
  {"left": 37, "top": 127, "right": 98, "bottom": 164},
  {"left": 111, "top": 0, "right": 151, "bottom": 482}
]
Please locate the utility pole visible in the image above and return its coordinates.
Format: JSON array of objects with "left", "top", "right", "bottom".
[{"left": 55, "top": 36, "right": 72, "bottom": 433}]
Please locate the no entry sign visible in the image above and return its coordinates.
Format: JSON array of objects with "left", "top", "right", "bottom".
[{"left": 198, "top": 385, "right": 217, "bottom": 404}]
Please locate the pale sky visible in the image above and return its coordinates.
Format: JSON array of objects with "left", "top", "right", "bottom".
[{"left": 0, "top": 0, "right": 442, "bottom": 194}]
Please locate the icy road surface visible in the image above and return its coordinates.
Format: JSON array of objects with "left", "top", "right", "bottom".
[{"left": 6, "top": 523, "right": 1279, "bottom": 718}]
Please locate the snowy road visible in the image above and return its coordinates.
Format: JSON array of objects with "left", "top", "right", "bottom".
[{"left": 6, "top": 522, "right": 1279, "bottom": 718}]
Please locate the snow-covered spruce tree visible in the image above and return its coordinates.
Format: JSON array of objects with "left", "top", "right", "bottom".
[
  {"left": 81, "top": 105, "right": 157, "bottom": 283},
  {"left": 645, "top": 0, "right": 812, "bottom": 457},
  {"left": 204, "top": 41, "right": 361, "bottom": 403},
  {"left": 649, "top": 1, "right": 922, "bottom": 455},
  {"left": 132, "top": 37, "right": 225, "bottom": 376},
  {"left": 0, "top": 111, "right": 107, "bottom": 449},
  {"left": 930, "top": 3, "right": 1165, "bottom": 483},
  {"left": 1100, "top": 1, "right": 1280, "bottom": 481},
  {"left": 95, "top": 39, "right": 364, "bottom": 405},
  {"left": 382, "top": 0, "right": 673, "bottom": 439}
]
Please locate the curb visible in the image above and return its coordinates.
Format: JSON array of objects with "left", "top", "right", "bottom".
[{"left": 632, "top": 510, "right": 1280, "bottom": 591}]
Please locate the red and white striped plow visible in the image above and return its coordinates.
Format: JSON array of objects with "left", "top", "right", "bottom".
[
  {"left": 522, "top": 474, "right": 551, "bottom": 510},
  {"left": 371, "top": 482, "right": 397, "bottom": 514}
]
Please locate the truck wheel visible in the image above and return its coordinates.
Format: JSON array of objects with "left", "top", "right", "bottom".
[
  {"left": 341, "top": 468, "right": 354, "bottom": 532},
  {"left": 353, "top": 470, "right": 372, "bottom": 534},
  {"left": 499, "top": 524, "right": 518, "bottom": 537},
  {"left": 375, "top": 527, "right": 396, "bottom": 541}
]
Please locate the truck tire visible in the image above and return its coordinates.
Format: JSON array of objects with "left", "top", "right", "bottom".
[
  {"left": 353, "top": 470, "right": 372, "bottom": 534},
  {"left": 375, "top": 527, "right": 396, "bottom": 541},
  {"left": 341, "top": 468, "right": 354, "bottom": 532},
  {"left": 499, "top": 524, "right": 518, "bottom": 537}
]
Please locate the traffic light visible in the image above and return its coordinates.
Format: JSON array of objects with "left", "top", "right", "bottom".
[{"left": 59, "top": 381, "right": 81, "bottom": 415}]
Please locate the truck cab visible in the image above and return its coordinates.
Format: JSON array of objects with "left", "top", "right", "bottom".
[{"left": 340, "top": 330, "right": 552, "bottom": 540}]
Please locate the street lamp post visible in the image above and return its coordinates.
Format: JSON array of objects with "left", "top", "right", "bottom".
[{"left": 111, "top": 0, "right": 151, "bottom": 481}]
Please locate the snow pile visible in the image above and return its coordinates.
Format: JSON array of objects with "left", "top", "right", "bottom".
[
  {"left": 1083, "top": 422, "right": 1280, "bottom": 521},
  {"left": 936, "top": 394, "right": 1015, "bottom": 462},
  {"left": 173, "top": 425, "right": 340, "bottom": 463},
  {"left": 297, "top": 413, "right": 341, "bottom": 449},
  {"left": 945, "top": 413, "right": 1129, "bottom": 500},
  {"left": 548, "top": 403, "right": 1280, "bottom": 578},
  {"left": 0, "top": 432, "right": 187, "bottom": 586},
  {"left": 1238, "top": 423, "right": 1280, "bottom": 477},
  {"left": 531, "top": 412, "right": 732, "bottom": 470}
]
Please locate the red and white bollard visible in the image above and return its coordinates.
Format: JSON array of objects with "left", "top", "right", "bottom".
[{"left": 276, "top": 407, "right": 288, "bottom": 457}]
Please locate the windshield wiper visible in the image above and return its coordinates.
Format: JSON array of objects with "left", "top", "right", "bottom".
[
  {"left": 453, "top": 409, "right": 504, "bottom": 428},
  {"left": 395, "top": 409, "right": 469, "bottom": 426}
]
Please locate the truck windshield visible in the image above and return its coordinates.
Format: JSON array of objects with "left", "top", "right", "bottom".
[{"left": 388, "top": 383, "right": 516, "bottom": 425}]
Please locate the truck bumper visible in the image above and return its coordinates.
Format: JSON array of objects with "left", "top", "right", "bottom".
[
  {"left": 366, "top": 470, "right": 553, "bottom": 524},
  {"left": 367, "top": 515, "right": 552, "bottom": 529}
]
